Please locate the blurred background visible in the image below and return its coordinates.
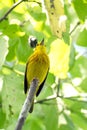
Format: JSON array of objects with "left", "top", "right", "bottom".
[{"left": 0, "top": 0, "right": 87, "bottom": 130}]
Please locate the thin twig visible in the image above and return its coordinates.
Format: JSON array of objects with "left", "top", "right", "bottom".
[
  {"left": 57, "top": 79, "right": 61, "bottom": 96},
  {"left": 15, "top": 78, "right": 38, "bottom": 130},
  {"left": 63, "top": 96, "right": 87, "bottom": 103},
  {"left": 0, "top": 0, "right": 24, "bottom": 22},
  {"left": 30, "top": 0, "right": 41, "bottom": 6},
  {"left": 35, "top": 94, "right": 87, "bottom": 104},
  {"left": 69, "top": 21, "right": 80, "bottom": 35},
  {"left": 35, "top": 94, "right": 63, "bottom": 104}
]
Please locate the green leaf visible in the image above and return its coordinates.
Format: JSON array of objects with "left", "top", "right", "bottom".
[
  {"left": 28, "top": 7, "right": 46, "bottom": 22},
  {"left": 46, "top": 73, "right": 55, "bottom": 85},
  {"left": 76, "top": 28, "right": 87, "bottom": 46},
  {"left": 10, "top": 11, "right": 25, "bottom": 22},
  {"left": 69, "top": 43, "right": 75, "bottom": 70},
  {"left": 16, "top": 35, "right": 33, "bottom": 62},
  {"left": 59, "top": 125, "right": 75, "bottom": 130},
  {"left": 6, "top": 38, "right": 19, "bottom": 61},
  {"left": 23, "top": 116, "right": 46, "bottom": 130},
  {"left": 0, "top": 36, "right": 8, "bottom": 68},
  {"left": 0, "top": 107, "right": 6, "bottom": 128},
  {"left": 71, "top": 101, "right": 87, "bottom": 112},
  {"left": 70, "top": 56, "right": 87, "bottom": 78},
  {"left": 72, "top": 0, "right": 87, "bottom": 21},
  {"left": 64, "top": 2, "right": 79, "bottom": 23},
  {"left": 71, "top": 112, "right": 87, "bottom": 130},
  {"left": 1, "top": 66, "right": 25, "bottom": 122},
  {"left": 0, "top": 7, "right": 9, "bottom": 18},
  {"left": 0, "top": 21, "right": 24, "bottom": 38},
  {"left": 63, "top": 113, "right": 76, "bottom": 130},
  {"left": 0, "top": 94, "right": 6, "bottom": 128},
  {"left": 27, "top": 1, "right": 44, "bottom": 21},
  {"left": 44, "top": 0, "right": 67, "bottom": 38},
  {"left": 42, "top": 100, "right": 58, "bottom": 130},
  {"left": 37, "top": 87, "right": 58, "bottom": 130},
  {"left": 79, "top": 77, "right": 87, "bottom": 92},
  {"left": 62, "top": 20, "right": 70, "bottom": 45},
  {"left": 58, "top": 112, "right": 76, "bottom": 130}
]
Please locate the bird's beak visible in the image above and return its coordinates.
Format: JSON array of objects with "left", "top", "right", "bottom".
[{"left": 40, "top": 38, "right": 44, "bottom": 45}]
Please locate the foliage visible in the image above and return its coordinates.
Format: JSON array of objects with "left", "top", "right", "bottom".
[{"left": 0, "top": 0, "right": 87, "bottom": 130}]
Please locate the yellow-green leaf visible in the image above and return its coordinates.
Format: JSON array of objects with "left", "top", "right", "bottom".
[
  {"left": 49, "top": 39, "right": 70, "bottom": 79},
  {"left": 44, "top": 0, "right": 67, "bottom": 38}
]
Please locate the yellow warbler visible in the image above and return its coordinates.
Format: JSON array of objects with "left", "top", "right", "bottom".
[{"left": 24, "top": 39, "right": 50, "bottom": 113}]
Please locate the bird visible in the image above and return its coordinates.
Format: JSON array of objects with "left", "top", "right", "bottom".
[{"left": 24, "top": 39, "right": 50, "bottom": 113}]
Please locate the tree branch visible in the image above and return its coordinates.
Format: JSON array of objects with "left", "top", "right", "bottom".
[
  {"left": 0, "top": 0, "right": 24, "bottom": 22},
  {"left": 15, "top": 78, "right": 38, "bottom": 130},
  {"left": 35, "top": 94, "right": 87, "bottom": 104},
  {"left": 35, "top": 94, "right": 62, "bottom": 104}
]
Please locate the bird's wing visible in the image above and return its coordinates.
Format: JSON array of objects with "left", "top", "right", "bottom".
[
  {"left": 36, "top": 69, "right": 49, "bottom": 97},
  {"left": 24, "top": 63, "right": 28, "bottom": 94}
]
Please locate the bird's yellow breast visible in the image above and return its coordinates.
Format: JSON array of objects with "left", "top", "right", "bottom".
[{"left": 26, "top": 45, "right": 49, "bottom": 92}]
